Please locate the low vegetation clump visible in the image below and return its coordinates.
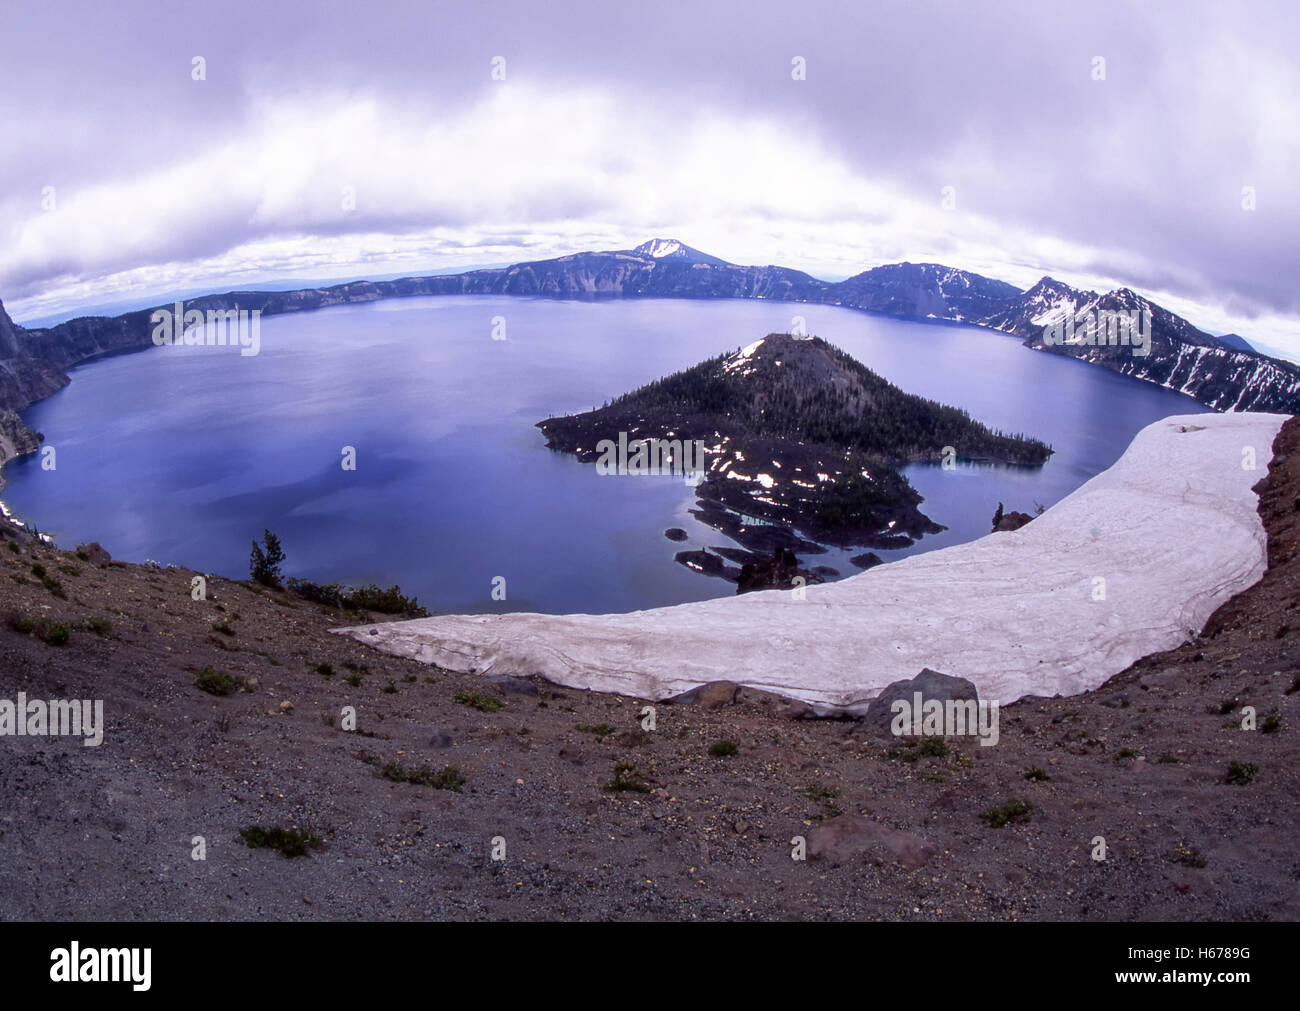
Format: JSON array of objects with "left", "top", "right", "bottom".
[
  {"left": 1260, "top": 711, "right": 1282, "bottom": 734},
  {"left": 238, "top": 824, "right": 321, "bottom": 858},
  {"left": 1024, "top": 766, "right": 1050, "bottom": 781},
  {"left": 803, "top": 783, "right": 842, "bottom": 816},
  {"left": 891, "top": 736, "right": 949, "bottom": 762},
  {"left": 381, "top": 760, "right": 465, "bottom": 792},
  {"left": 708, "top": 739, "right": 739, "bottom": 757},
  {"left": 285, "top": 577, "right": 430, "bottom": 617},
  {"left": 1224, "top": 761, "right": 1258, "bottom": 786},
  {"left": 577, "top": 723, "right": 616, "bottom": 738},
  {"left": 194, "top": 666, "right": 243, "bottom": 696},
  {"left": 6, "top": 612, "right": 70, "bottom": 645},
  {"left": 604, "top": 760, "right": 651, "bottom": 793},
  {"left": 1171, "top": 843, "right": 1207, "bottom": 868},
  {"left": 79, "top": 616, "right": 112, "bottom": 636},
  {"left": 980, "top": 799, "right": 1034, "bottom": 828},
  {"left": 453, "top": 691, "right": 503, "bottom": 713}
]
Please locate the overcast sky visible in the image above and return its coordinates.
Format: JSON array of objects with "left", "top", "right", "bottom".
[{"left": 2, "top": 0, "right": 1297, "bottom": 356}]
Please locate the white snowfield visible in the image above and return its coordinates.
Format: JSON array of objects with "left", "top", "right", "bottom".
[{"left": 335, "top": 412, "right": 1287, "bottom": 712}]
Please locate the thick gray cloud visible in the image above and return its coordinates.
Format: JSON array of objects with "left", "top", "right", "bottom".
[{"left": 1, "top": 0, "right": 1296, "bottom": 350}]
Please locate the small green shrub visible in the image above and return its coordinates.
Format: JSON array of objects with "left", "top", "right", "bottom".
[
  {"left": 453, "top": 692, "right": 503, "bottom": 713},
  {"left": 893, "top": 736, "right": 949, "bottom": 762},
  {"left": 980, "top": 799, "right": 1033, "bottom": 828},
  {"left": 381, "top": 760, "right": 464, "bottom": 792},
  {"left": 238, "top": 824, "right": 321, "bottom": 858},
  {"left": 604, "top": 759, "right": 651, "bottom": 793},
  {"left": 7, "top": 613, "right": 69, "bottom": 645},
  {"left": 195, "top": 666, "right": 242, "bottom": 696},
  {"left": 1224, "top": 761, "right": 1258, "bottom": 785},
  {"left": 709, "top": 739, "right": 739, "bottom": 757},
  {"left": 285, "top": 577, "right": 430, "bottom": 617}
]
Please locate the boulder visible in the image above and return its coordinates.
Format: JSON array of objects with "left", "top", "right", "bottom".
[
  {"left": 862, "top": 668, "right": 979, "bottom": 734},
  {"left": 77, "top": 541, "right": 112, "bottom": 566},
  {"left": 667, "top": 680, "right": 739, "bottom": 709}
]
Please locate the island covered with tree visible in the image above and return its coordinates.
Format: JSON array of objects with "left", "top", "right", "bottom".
[{"left": 538, "top": 333, "right": 1052, "bottom": 585}]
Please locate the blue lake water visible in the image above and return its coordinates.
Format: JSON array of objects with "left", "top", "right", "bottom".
[{"left": 2, "top": 296, "right": 1209, "bottom": 614}]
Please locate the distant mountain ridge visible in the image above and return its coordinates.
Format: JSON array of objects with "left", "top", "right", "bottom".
[{"left": 1, "top": 240, "right": 1297, "bottom": 468}]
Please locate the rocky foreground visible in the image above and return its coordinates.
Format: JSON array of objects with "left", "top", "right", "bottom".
[{"left": 0, "top": 419, "right": 1298, "bottom": 920}]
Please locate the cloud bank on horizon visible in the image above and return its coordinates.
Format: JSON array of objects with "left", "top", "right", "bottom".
[{"left": 2, "top": 0, "right": 1297, "bottom": 356}]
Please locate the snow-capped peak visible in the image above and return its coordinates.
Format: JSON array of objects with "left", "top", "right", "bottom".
[{"left": 635, "top": 238, "right": 686, "bottom": 259}]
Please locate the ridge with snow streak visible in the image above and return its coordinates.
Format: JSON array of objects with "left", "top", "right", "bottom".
[{"left": 982, "top": 276, "right": 1300, "bottom": 412}]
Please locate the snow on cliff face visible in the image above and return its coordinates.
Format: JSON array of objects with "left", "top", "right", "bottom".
[{"left": 335, "top": 412, "right": 1287, "bottom": 712}]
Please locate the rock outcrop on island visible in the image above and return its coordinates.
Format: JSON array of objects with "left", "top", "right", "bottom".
[
  {"left": 991, "top": 502, "right": 1035, "bottom": 533},
  {"left": 537, "top": 332, "right": 1051, "bottom": 573},
  {"left": 735, "top": 547, "right": 826, "bottom": 595}
]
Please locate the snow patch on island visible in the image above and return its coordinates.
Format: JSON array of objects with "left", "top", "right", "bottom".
[{"left": 335, "top": 413, "right": 1287, "bottom": 713}]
